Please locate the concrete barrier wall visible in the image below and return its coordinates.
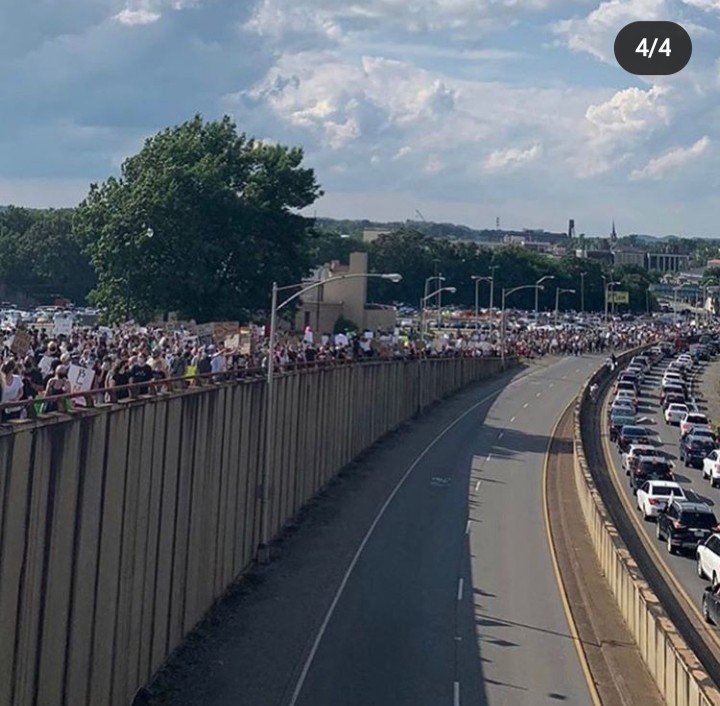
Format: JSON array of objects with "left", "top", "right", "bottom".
[
  {"left": 0, "top": 355, "right": 511, "bottom": 706},
  {"left": 573, "top": 352, "right": 720, "bottom": 706}
]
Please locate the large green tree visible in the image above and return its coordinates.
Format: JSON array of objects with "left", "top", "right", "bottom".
[
  {"left": 74, "top": 115, "right": 322, "bottom": 322},
  {"left": 0, "top": 207, "right": 96, "bottom": 304}
]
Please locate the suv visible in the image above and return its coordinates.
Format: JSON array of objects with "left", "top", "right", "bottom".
[
  {"left": 679, "top": 435, "right": 716, "bottom": 469},
  {"left": 630, "top": 457, "right": 674, "bottom": 494},
  {"left": 656, "top": 500, "right": 719, "bottom": 554}
]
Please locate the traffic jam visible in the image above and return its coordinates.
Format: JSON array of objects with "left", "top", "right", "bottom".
[{"left": 607, "top": 334, "right": 720, "bottom": 625}]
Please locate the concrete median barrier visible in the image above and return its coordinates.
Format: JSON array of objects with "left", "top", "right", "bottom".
[
  {"left": 574, "top": 350, "right": 720, "bottom": 706},
  {"left": 0, "top": 355, "right": 513, "bottom": 706}
]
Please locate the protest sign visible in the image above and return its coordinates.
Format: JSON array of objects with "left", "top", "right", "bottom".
[
  {"left": 11, "top": 330, "right": 33, "bottom": 358},
  {"left": 68, "top": 364, "right": 95, "bottom": 407}
]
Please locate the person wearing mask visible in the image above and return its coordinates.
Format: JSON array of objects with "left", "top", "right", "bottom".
[{"left": 1, "top": 360, "right": 25, "bottom": 422}]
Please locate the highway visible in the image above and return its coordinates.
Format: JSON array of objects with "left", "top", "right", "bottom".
[
  {"left": 602, "top": 355, "right": 720, "bottom": 636},
  {"left": 290, "top": 355, "right": 599, "bottom": 706}
]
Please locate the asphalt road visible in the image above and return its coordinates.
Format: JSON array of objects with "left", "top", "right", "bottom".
[
  {"left": 603, "top": 356, "right": 720, "bottom": 623},
  {"left": 292, "top": 355, "right": 598, "bottom": 706}
]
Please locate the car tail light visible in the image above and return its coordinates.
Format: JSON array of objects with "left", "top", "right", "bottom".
[{"left": 648, "top": 498, "right": 660, "bottom": 505}]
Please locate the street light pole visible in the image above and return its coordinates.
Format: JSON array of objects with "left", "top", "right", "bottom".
[
  {"left": 501, "top": 283, "right": 544, "bottom": 365},
  {"left": 259, "top": 271, "right": 402, "bottom": 564},
  {"left": 580, "top": 272, "right": 586, "bottom": 314},
  {"left": 554, "top": 287, "right": 576, "bottom": 327},
  {"left": 471, "top": 274, "right": 493, "bottom": 330},
  {"left": 534, "top": 276, "right": 555, "bottom": 320}
]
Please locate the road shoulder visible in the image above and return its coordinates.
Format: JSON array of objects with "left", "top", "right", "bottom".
[{"left": 546, "top": 407, "right": 665, "bottom": 706}]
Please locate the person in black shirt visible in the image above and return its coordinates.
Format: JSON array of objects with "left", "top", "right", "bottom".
[
  {"left": 109, "top": 360, "right": 131, "bottom": 401},
  {"left": 129, "top": 356, "right": 153, "bottom": 395}
]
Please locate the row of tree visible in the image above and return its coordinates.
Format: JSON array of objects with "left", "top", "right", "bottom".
[{"left": 0, "top": 115, "right": 664, "bottom": 322}]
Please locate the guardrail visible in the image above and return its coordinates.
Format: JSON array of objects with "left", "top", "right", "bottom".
[{"left": 574, "top": 349, "right": 720, "bottom": 706}]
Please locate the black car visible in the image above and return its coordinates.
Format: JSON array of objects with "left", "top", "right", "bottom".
[
  {"left": 618, "top": 425, "right": 653, "bottom": 453},
  {"left": 679, "top": 435, "right": 716, "bottom": 469},
  {"left": 703, "top": 584, "right": 720, "bottom": 625},
  {"left": 609, "top": 414, "right": 636, "bottom": 442},
  {"left": 656, "top": 500, "right": 719, "bottom": 554},
  {"left": 662, "top": 392, "right": 687, "bottom": 411},
  {"left": 630, "top": 458, "right": 674, "bottom": 493}
]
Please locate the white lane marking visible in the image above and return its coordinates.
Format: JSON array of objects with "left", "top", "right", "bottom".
[
  {"left": 536, "top": 392, "right": 541, "bottom": 397},
  {"left": 465, "top": 520, "right": 471, "bottom": 534},
  {"left": 286, "top": 368, "right": 545, "bottom": 706},
  {"left": 457, "top": 578, "right": 464, "bottom": 601},
  {"left": 498, "top": 432, "right": 504, "bottom": 439},
  {"left": 475, "top": 480, "right": 481, "bottom": 491},
  {"left": 510, "top": 416, "right": 516, "bottom": 422},
  {"left": 549, "top": 383, "right": 554, "bottom": 388},
  {"left": 454, "top": 681, "right": 460, "bottom": 706},
  {"left": 576, "top": 368, "right": 580, "bottom": 373},
  {"left": 562, "top": 375, "right": 567, "bottom": 380},
  {"left": 486, "top": 453, "right": 492, "bottom": 462},
  {"left": 523, "top": 403, "right": 528, "bottom": 408}
]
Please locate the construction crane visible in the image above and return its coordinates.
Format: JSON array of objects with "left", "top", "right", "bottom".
[{"left": 415, "top": 209, "right": 427, "bottom": 222}]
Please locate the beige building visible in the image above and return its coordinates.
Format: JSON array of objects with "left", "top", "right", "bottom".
[
  {"left": 294, "top": 252, "right": 397, "bottom": 334},
  {"left": 362, "top": 228, "right": 391, "bottom": 243}
]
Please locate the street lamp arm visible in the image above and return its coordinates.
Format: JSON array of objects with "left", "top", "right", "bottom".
[
  {"left": 277, "top": 273, "right": 401, "bottom": 311},
  {"left": 505, "top": 283, "right": 543, "bottom": 298}
]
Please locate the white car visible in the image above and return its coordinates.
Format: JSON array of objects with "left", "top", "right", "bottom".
[
  {"left": 611, "top": 398, "right": 636, "bottom": 415},
  {"left": 636, "top": 480, "right": 686, "bottom": 520},
  {"left": 615, "top": 390, "right": 638, "bottom": 410},
  {"left": 704, "top": 450, "right": 720, "bottom": 487},
  {"left": 665, "top": 403, "right": 690, "bottom": 425},
  {"left": 623, "top": 444, "right": 664, "bottom": 475},
  {"left": 680, "top": 412, "right": 710, "bottom": 437},
  {"left": 697, "top": 534, "right": 720, "bottom": 586}
]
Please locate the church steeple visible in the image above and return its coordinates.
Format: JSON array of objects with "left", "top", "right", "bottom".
[{"left": 610, "top": 219, "right": 617, "bottom": 244}]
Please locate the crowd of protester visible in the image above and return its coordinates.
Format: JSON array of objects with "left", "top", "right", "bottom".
[{"left": 0, "top": 315, "right": 709, "bottom": 422}]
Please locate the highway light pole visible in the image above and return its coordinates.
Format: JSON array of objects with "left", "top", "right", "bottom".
[
  {"left": 471, "top": 275, "right": 493, "bottom": 330},
  {"left": 554, "top": 287, "right": 576, "bottom": 327},
  {"left": 501, "top": 283, "right": 544, "bottom": 365},
  {"left": 259, "top": 271, "right": 402, "bottom": 564},
  {"left": 604, "top": 280, "right": 620, "bottom": 324},
  {"left": 421, "top": 286, "right": 457, "bottom": 338},
  {"left": 534, "top": 275, "right": 555, "bottom": 320},
  {"left": 422, "top": 275, "right": 445, "bottom": 338},
  {"left": 580, "top": 272, "right": 586, "bottom": 314}
]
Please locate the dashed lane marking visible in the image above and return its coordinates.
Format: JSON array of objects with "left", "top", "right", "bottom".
[
  {"left": 523, "top": 403, "right": 529, "bottom": 408},
  {"left": 457, "top": 578, "right": 464, "bottom": 601},
  {"left": 453, "top": 681, "right": 460, "bottom": 706}
]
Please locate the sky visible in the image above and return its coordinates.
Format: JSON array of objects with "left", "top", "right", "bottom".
[{"left": 2, "top": 0, "right": 720, "bottom": 238}]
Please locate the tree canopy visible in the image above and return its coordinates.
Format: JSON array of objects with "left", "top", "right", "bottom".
[
  {"left": 0, "top": 207, "right": 96, "bottom": 304},
  {"left": 74, "top": 115, "right": 323, "bottom": 323}
]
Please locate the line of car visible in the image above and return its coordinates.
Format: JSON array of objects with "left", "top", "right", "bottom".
[{"left": 607, "top": 337, "right": 720, "bottom": 625}]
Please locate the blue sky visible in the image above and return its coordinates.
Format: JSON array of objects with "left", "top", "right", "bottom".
[{"left": 2, "top": 0, "right": 720, "bottom": 237}]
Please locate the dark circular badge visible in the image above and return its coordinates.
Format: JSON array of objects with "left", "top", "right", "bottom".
[{"left": 614, "top": 21, "right": 691, "bottom": 75}]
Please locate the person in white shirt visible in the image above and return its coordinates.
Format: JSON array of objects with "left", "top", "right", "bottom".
[{"left": 1, "top": 359, "right": 25, "bottom": 421}]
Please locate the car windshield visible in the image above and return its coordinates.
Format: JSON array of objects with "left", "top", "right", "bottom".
[
  {"left": 624, "top": 427, "right": 647, "bottom": 436},
  {"left": 679, "top": 512, "right": 717, "bottom": 529},
  {"left": 639, "top": 461, "right": 671, "bottom": 474},
  {"left": 691, "top": 439, "right": 714, "bottom": 449}
]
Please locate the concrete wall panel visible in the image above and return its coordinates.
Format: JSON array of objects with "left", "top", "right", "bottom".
[{"left": 0, "top": 357, "right": 513, "bottom": 706}]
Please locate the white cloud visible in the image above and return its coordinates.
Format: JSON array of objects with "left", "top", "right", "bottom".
[
  {"left": 114, "top": 8, "right": 161, "bottom": 25},
  {"left": 573, "top": 85, "right": 671, "bottom": 176},
  {"left": 630, "top": 136, "right": 710, "bottom": 179},
  {"left": 683, "top": 0, "right": 720, "bottom": 9},
  {"left": 554, "top": 0, "right": 669, "bottom": 62},
  {"left": 484, "top": 144, "right": 542, "bottom": 171}
]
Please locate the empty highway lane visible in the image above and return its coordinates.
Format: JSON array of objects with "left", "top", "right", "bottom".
[{"left": 292, "top": 356, "right": 599, "bottom": 706}]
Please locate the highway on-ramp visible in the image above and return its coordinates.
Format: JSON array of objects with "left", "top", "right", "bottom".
[{"left": 292, "top": 356, "right": 599, "bottom": 706}]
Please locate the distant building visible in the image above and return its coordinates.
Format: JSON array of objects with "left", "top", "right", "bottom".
[
  {"left": 612, "top": 250, "right": 645, "bottom": 268},
  {"left": 294, "top": 252, "right": 397, "bottom": 333},
  {"left": 362, "top": 228, "right": 391, "bottom": 243},
  {"left": 707, "top": 258, "right": 720, "bottom": 269},
  {"left": 646, "top": 253, "right": 691, "bottom": 273}
]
